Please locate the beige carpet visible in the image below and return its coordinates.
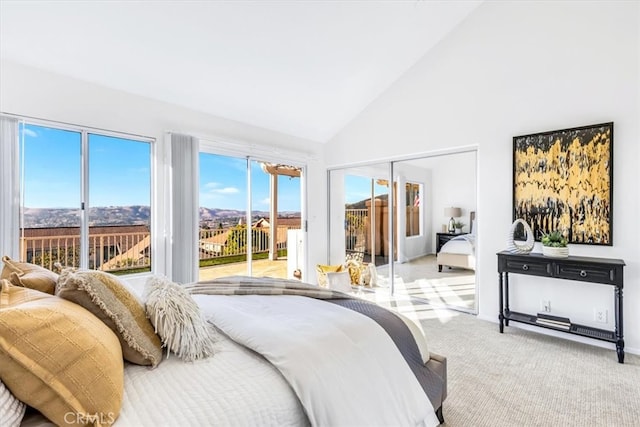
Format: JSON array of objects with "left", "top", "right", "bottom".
[
  {"left": 419, "top": 312, "right": 640, "bottom": 426},
  {"left": 358, "top": 291, "right": 639, "bottom": 426}
]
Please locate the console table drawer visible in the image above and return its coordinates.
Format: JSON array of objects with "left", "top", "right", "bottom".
[
  {"left": 555, "top": 264, "right": 618, "bottom": 284},
  {"left": 504, "top": 258, "right": 551, "bottom": 276}
]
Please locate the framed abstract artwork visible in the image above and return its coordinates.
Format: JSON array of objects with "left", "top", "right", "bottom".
[{"left": 512, "top": 122, "right": 613, "bottom": 245}]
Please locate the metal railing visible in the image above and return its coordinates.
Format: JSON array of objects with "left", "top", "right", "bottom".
[
  {"left": 21, "top": 231, "right": 150, "bottom": 272},
  {"left": 20, "top": 224, "right": 300, "bottom": 274},
  {"left": 345, "top": 209, "right": 368, "bottom": 251}
]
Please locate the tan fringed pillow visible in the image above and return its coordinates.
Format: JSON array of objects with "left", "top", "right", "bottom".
[
  {"left": 56, "top": 269, "right": 163, "bottom": 367},
  {"left": 1, "top": 255, "right": 58, "bottom": 294},
  {"left": 143, "top": 276, "right": 218, "bottom": 362},
  {"left": 0, "top": 280, "right": 123, "bottom": 426}
]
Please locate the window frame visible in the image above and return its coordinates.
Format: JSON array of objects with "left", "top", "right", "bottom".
[{"left": 16, "top": 117, "right": 155, "bottom": 276}]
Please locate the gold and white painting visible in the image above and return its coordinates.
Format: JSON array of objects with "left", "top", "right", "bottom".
[{"left": 513, "top": 122, "right": 613, "bottom": 245}]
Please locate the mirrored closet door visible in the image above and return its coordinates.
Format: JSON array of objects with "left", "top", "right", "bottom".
[{"left": 328, "top": 149, "right": 478, "bottom": 314}]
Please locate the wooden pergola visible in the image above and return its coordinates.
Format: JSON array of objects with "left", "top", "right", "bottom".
[{"left": 260, "top": 163, "right": 301, "bottom": 260}]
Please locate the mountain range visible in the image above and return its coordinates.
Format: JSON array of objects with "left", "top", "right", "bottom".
[{"left": 22, "top": 206, "right": 299, "bottom": 228}]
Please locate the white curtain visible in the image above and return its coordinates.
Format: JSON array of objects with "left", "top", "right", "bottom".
[
  {"left": 169, "top": 133, "right": 199, "bottom": 284},
  {"left": 0, "top": 117, "right": 20, "bottom": 259}
]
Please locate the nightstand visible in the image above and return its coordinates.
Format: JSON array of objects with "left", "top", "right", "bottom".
[{"left": 436, "top": 232, "right": 460, "bottom": 254}]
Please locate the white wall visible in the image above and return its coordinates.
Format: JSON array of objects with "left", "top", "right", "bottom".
[
  {"left": 393, "top": 161, "right": 430, "bottom": 262},
  {"left": 325, "top": 1, "right": 640, "bottom": 354},
  {"left": 0, "top": 61, "right": 326, "bottom": 285},
  {"left": 417, "top": 152, "right": 477, "bottom": 252}
]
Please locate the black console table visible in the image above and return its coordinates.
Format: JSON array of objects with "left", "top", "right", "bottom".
[{"left": 497, "top": 251, "right": 625, "bottom": 363}]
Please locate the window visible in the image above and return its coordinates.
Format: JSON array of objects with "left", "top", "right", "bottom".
[
  {"left": 405, "top": 182, "right": 421, "bottom": 237},
  {"left": 19, "top": 122, "right": 153, "bottom": 275}
]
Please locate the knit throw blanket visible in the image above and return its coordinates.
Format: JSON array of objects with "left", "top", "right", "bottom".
[{"left": 184, "top": 275, "right": 351, "bottom": 300}]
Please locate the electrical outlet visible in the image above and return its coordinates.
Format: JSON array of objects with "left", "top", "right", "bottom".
[
  {"left": 540, "top": 300, "right": 551, "bottom": 313},
  {"left": 594, "top": 308, "right": 608, "bottom": 323}
]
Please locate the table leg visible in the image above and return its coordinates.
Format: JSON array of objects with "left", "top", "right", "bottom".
[
  {"left": 504, "top": 272, "right": 510, "bottom": 326},
  {"left": 615, "top": 285, "right": 624, "bottom": 363},
  {"left": 498, "top": 272, "right": 504, "bottom": 333}
]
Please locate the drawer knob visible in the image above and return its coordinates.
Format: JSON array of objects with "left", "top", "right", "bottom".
[
  {"left": 522, "top": 264, "right": 529, "bottom": 271},
  {"left": 580, "top": 270, "right": 587, "bottom": 278}
]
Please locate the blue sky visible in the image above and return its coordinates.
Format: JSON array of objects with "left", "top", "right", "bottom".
[
  {"left": 199, "top": 153, "right": 301, "bottom": 212},
  {"left": 344, "top": 175, "right": 388, "bottom": 204},
  {"left": 21, "top": 123, "right": 303, "bottom": 212}
]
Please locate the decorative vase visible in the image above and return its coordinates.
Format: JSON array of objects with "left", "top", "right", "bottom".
[
  {"left": 505, "top": 219, "right": 534, "bottom": 254},
  {"left": 542, "top": 246, "right": 569, "bottom": 258}
]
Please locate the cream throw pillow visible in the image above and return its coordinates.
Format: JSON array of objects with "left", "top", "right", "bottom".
[
  {"left": 1, "top": 255, "right": 58, "bottom": 294},
  {"left": 56, "top": 269, "right": 163, "bottom": 367},
  {"left": 325, "top": 271, "right": 353, "bottom": 293},
  {"left": 315, "top": 264, "right": 343, "bottom": 288},
  {"left": 143, "top": 276, "right": 218, "bottom": 362},
  {"left": 0, "top": 280, "right": 123, "bottom": 426},
  {"left": 0, "top": 379, "right": 26, "bottom": 427}
]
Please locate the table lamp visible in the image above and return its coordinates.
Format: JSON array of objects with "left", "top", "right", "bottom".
[{"left": 444, "top": 207, "right": 461, "bottom": 233}]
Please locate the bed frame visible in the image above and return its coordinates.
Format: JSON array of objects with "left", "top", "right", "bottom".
[{"left": 437, "top": 211, "right": 475, "bottom": 273}]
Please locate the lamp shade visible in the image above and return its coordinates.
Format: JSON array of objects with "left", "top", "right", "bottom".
[{"left": 444, "top": 207, "right": 461, "bottom": 218}]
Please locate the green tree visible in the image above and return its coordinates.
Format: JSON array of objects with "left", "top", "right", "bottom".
[{"left": 224, "top": 225, "right": 270, "bottom": 255}]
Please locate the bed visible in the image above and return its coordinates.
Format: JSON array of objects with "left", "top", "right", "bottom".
[
  {"left": 0, "top": 267, "right": 448, "bottom": 427},
  {"left": 437, "top": 211, "right": 476, "bottom": 272}
]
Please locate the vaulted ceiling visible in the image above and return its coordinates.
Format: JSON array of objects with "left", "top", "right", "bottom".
[{"left": 0, "top": 1, "right": 481, "bottom": 142}]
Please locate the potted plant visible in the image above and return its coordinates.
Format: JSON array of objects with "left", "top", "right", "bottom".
[
  {"left": 541, "top": 230, "right": 569, "bottom": 258},
  {"left": 453, "top": 221, "right": 465, "bottom": 234}
]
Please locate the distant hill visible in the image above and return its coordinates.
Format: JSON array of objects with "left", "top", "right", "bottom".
[
  {"left": 346, "top": 193, "right": 388, "bottom": 210},
  {"left": 22, "top": 206, "right": 300, "bottom": 228}
]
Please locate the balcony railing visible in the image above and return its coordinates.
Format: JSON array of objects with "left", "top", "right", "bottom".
[
  {"left": 20, "top": 224, "right": 300, "bottom": 274},
  {"left": 345, "top": 209, "right": 368, "bottom": 251}
]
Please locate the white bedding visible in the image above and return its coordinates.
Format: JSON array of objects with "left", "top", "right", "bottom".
[
  {"left": 196, "top": 294, "right": 440, "bottom": 427},
  {"left": 21, "top": 332, "right": 308, "bottom": 427},
  {"left": 21, "top": 292, "right": 439, "bottom": 427},
  {"left": 440, "top": 234, "right": 475, "bottom": 255}
]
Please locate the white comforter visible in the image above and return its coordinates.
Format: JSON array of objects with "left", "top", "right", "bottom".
[
  {"left": 198, "top": 294, "right": 439, "bottom": 427},
  {"left": 440, "top": 234, "right": 475, "bottom": 255},
  {"left": 21, "top": 293, "right": 438, "bottom": 427}
]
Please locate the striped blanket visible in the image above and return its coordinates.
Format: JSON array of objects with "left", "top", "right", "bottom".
[{"left": 184, "top": 275, "right": 351, "bottom": 299}]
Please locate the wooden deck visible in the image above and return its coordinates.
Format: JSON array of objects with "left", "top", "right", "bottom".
[{"left": 198, "top": 258, "right": 289, "bottom": 281}]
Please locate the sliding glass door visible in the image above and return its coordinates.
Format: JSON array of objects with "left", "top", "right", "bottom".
[{"left": 198, "top": 152, "right": 303, "bottom": 281}]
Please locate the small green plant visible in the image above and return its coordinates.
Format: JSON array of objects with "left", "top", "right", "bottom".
[
  {"left": 541, "top": 231, "right": 568, "bottom": 247},
  {"left": 453, "top": 221, "right": 465, "bottom": 230}
]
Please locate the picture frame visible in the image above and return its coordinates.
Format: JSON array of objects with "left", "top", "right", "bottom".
[{"left": 512, "top": 122, "right": 613, "bottom": 245}]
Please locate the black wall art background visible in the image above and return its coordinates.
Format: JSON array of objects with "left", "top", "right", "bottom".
[{"left": 512, "top": 122, "right": 613, "bottom": 245}]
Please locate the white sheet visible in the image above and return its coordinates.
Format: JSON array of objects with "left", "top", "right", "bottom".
[
  {"left": 197, "top": 294, "right": 439, "bottom": 427},
  {"left": 440, "top": 234, "right": 475, "bottom": 255}
]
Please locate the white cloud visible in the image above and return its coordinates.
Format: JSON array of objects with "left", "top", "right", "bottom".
[
  {"left": 216, "top": 187, "right": 239, "bottom": 194},
  {"left": 203, "top": 182, "right": 239, "bottom": 194},
  {"left": 260, "top": 197, "right": 270, "bottom": 206},
  {"left": 22, "top": 128, "right": 37, "bottom": 138}
]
